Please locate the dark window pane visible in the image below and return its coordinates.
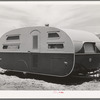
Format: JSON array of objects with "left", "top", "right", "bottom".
[
  {"left": 33, "top": 36, "right": 38, "bottom": 49},
  {"left": 6, "top": 36, "right": 19, "bottom": 40},
  {"left": 3, "top": 45, "right": 8, "bottom": 49},
  {"left": 48, "top": 33, "right": 59, "bottom": 38},
  {"left": 48, "top": 44, "right": 64, "bottom": 49}
]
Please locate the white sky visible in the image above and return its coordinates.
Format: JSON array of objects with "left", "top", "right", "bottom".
[{"left": 0, "top": 1, "right": 100, "bottom": 37}]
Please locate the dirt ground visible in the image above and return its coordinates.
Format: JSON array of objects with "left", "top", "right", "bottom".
[{"left": 0, "top": 70, "right": 100, "bottom": 90}]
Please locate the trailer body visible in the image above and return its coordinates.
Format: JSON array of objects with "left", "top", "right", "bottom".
[{"left": 0, "top": 26, "right": 100, "bottom": 77}]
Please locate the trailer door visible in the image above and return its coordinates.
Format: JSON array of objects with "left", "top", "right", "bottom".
[{"left": 30, "top": 30, "right": 40, "bottom": 71}]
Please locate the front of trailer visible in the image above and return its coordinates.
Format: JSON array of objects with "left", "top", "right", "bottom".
[{"left": 64, "top": 29, "right": 100, "bottom": 78}]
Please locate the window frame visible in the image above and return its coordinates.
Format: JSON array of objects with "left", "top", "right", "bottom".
[
  {"left": 47, "top": 31, "right": 60, "bottom": 39},
  {"left": 33, "top": 35, "right": 38, "bottom": 49},
  {"left": 47, "top": 42, "right": 64, "bottom": 50},
  {"left": 3, "top": 43, "right": 20, "bottom": 50},
  {"left": 84, "top": 43, "right": 95, "bottom": 53},
  {"left": 6, "top": 34, "right": 20, "bottom": 41}
]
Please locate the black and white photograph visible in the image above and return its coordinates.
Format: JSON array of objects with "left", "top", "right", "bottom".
[{"left": 0, "top": 1, "right": 100, "bottom": 92}]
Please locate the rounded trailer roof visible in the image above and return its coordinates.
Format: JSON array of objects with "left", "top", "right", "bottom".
[
  {"left": 63, "top": 29, "right": 100, "bottom": 43},
  {"left": 3, "top": 27, "right": 100, "bottom": 43},
  {"left": 3, "top": 26, "right": 61, "bottom": 36}
]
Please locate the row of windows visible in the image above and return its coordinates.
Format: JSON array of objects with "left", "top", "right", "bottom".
[
  {"left": 5, "top": 35, "right": 20, "bottom": 50},
  {"left": 48, "top": 32, "right": 63, "bottom": 49},
  {"left": 6, "top": 32, "right": 59, "bottom": 41},
  {"left": 3, "top": 43, "right": 64, "bottom": 50},
  {"left": 4, "top": 32, "right": 63, "bottom": 50}
]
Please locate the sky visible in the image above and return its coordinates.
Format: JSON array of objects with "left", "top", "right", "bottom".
[{"left": 0, "top": 1, "right": 100, "bottom": 37}]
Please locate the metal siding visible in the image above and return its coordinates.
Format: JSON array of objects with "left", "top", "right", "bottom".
[
  {"left": 0, "top": 52, "right": 74, "bottom": 77},
  {"left": 75, "top": 54, "right": 100, "bottom": 72},
  {"left": 32, "top": 54, "right": 38, "bottom": 67}
]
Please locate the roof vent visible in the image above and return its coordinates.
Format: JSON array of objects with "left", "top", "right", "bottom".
[{"left": 45, "top": 24, "right": 49, "bottom": 27}]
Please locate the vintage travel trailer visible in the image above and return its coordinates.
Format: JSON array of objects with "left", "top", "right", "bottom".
[{"left": 0, "top": 25, "right": 100, "bottom": 77}]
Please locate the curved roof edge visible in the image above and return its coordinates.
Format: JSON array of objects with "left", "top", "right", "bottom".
[{"left": 62, "top": 29, "right": 100, "bottom": 43}]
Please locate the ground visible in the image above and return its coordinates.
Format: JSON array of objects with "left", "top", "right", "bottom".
[{"left": 0, "top": 71, "right": 100, "bottom": 90}]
